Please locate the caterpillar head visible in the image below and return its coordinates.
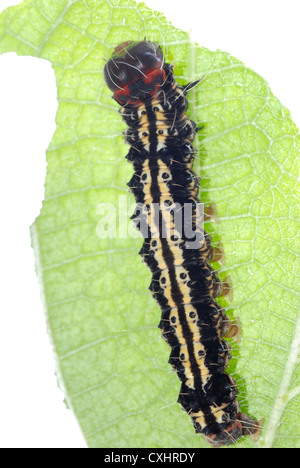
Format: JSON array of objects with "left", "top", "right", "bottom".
[{"left": 104, "top": 41, "right": 166, "bottom": 105}]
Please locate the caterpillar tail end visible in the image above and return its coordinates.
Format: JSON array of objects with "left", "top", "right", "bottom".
[{"left": 203, "top": 413, "right": 261, "bottom": 447}]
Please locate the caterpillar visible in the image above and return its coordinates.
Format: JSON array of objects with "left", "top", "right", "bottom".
[{"left": 104, "top": 40, "right": 260, "bottom": 446}]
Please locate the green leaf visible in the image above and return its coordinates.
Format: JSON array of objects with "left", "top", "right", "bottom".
[{"left": 1, "top": 0, "right": 299, "bottom": 448}]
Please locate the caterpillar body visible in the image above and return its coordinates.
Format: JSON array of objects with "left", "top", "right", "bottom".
[{"left": 104, "top": 41, "right": 259, "bottom": 446}]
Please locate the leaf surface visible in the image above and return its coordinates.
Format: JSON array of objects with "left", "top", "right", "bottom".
[{"left": 1, "top": 0, "right": 299, "bottom": 448}]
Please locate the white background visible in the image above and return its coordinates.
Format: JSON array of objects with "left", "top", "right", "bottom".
[{"left": 0, "top": 0, "right": 299, "bottom": 448}]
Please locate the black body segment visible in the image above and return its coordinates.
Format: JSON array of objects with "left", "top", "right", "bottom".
[{"left": 104, "top": 41, "right": 259, "bottom": 446}]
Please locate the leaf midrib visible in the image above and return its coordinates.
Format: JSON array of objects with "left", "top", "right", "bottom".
[{"left": 261, "top": 308, "right": 300, "bottom": 447}]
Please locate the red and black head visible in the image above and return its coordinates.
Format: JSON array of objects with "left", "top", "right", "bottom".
[{"left": 104, "top": 41, "right": 167, "bottom": 105}]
